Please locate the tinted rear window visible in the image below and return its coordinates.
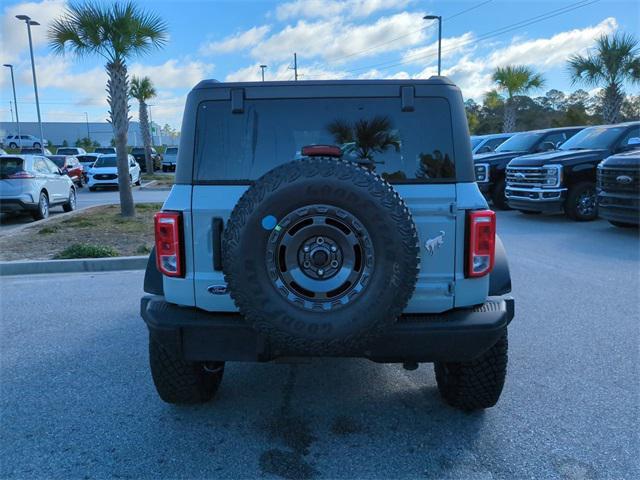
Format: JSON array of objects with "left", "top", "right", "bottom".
[
  {"left": 0, "top": 157, "right": 24, "bottom": 178},
  {"left": 131, "top": 148, "right": 144, "bottom": 153},
  {"left": 47, "top": 156, "right": 65, "bottom": 167},
  {"left": 165, "top": 148, "right": 178, "bottom": 154},
  {"left": 194, "top": 97, "right": 455, "bottom": 183},
  {"left": 56, "top": 148, "right": 75, "bottom": 155}
]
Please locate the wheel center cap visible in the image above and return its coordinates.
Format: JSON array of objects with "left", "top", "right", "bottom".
[{"left": 311, "top": 250, "right": 329, "bottom": 267}]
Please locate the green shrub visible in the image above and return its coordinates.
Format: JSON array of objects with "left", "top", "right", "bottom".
[
  {"left": 54, "top": 243, "right": 119, "bottom": 259},
  {"left": 38, "top": 225, "right": 60, "bottom": 235},
  {"left": 136, "top": 244, "right": 152, "bottom": 254}
]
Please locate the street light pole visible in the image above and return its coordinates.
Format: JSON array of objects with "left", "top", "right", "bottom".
[
  {"left": 423, "top": 15, "right": 442, "bottom": 76},
  {"left": 16, "top": 15, "right": 45, "bottom": 154},
  {"left": 260, "top": 64, "right": 267, "bottom": 82},
  {"left": 3, "top": 64, "right": 21, "bottom": 142}
]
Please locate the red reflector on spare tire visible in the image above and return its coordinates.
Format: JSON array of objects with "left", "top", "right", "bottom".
[{"left": 301, "top": 145, "right": 342, "bottom": 158}]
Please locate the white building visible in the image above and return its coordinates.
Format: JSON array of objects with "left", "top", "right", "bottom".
[{"left": 0, "top": 121, "right": 175, "bottom": 147}]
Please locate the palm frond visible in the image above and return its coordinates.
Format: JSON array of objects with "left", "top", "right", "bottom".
[{"left": 130, "top": 76, "right": 157, "bottom": 102}]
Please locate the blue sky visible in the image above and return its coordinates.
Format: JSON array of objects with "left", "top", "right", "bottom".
[{"left": 1, "top": 0, "right": 638, "bottom": 129}]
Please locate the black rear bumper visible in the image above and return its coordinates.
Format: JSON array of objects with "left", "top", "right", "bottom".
[{"left": 141, "top": 295, "right": 515, "bottom": 363}]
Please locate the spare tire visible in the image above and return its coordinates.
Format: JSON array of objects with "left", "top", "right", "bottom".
[{"left": 222, "top": 158, "right": 419, "bottom": 354}]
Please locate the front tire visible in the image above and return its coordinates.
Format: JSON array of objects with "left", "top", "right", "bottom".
[
  {"left": 33, "top": 142, "right": 41, "bottom": 148},
  {"left": 32, "top": 191, "right": 49, "bottom": 220},
  {"left": 434, "top": 333, "right": 508, "bottom": 411},
  {"left": 9, "top": 142, "right": 17, "bottom": 149},
  {"left": 565, "top": 182, "right": 597, "bottom": 221},
  {"left": 149, "top": 335, "right": 224, "bottom": 404},
  {"left": 491, "top": 178, "right": 509, "bottom": 210}
]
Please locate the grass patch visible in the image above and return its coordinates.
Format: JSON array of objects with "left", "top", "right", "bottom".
[
  {"left": 142, "top": 173, "right": 175, "bottom": 186},
  {"left": 0, "top": 203, "right": 163, "bottom": 261},
  {"left": 54, "top": 243, "right": 119, "bottom": 259}
]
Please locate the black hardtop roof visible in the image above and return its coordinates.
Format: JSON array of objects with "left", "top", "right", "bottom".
[
  {"left": 192, "top": 77, "right": 455, "bottom": 91},
  {"left": 513, "top": 126, "right": 586, "bottom": 135}
]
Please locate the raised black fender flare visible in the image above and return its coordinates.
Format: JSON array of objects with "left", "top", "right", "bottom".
[
  {"left": 143, "top": 247, "right": 164, "bottom": 296},
  {"left": 489, "top": 235, "right": 512, "bottom": 296}
]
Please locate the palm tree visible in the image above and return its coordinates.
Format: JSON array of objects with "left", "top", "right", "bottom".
[
  {"left": 130, "top": 76, "right": 157, "bottom": 174},
  {"left": 327, "top": 116, "right": 400, "bottom": 170},
  {"left": 568, "top": 33, "right": 640, "bottom": 124},
  {"left": 49, "top": 2, "right": 168, "bottom": 217},
  {"left": 492, "top": 65, "right": 545, "bottom": 132}
]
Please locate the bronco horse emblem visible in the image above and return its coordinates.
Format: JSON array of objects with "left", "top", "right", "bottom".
[{"left": 425, "top": 230, "right": 445, "bottom": 255}]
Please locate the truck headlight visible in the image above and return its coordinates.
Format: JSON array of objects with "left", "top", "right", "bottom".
[
  {"left": 542, "top": 165, "right": 562, "bottom": 187},
  {"left": 475, "top": 163, "right": 489, "bottom": 183}
]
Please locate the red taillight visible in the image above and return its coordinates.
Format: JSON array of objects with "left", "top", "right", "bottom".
[
  {"left": 154, "top": 211, "right": 184, "bottom": 277},
  {"left": 8, "top": 171, "right": 35, "bottom": 179},
  {"left": 466, "top": 210, "right": 496, "bottom": 278}
]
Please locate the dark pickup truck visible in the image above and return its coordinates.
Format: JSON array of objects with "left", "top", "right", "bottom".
[
  {"left": 505, "top": 122, "right": 640, "bottom": 221},
  {"left": 597, "top": 149, "right": 640, "bottom": 227},
  {"left": 131, "top": 147, "right": 162, "bottom": 172},
  {"left": 473, "top": 126, "right": 583, "bottom": 209}
]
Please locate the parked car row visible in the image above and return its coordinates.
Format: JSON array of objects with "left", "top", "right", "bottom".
[
  {"left": 0, "top": 152, "right": 143, "bottom": 219},
  {"left": 474, "top": 122, "right": 640, "bottom": 227}
]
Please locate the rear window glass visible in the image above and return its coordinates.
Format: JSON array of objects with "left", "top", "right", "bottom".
[
  {"left": 165, "top": 147, "right": 178, "bottom": 154},
  {"left": 56, "top": 148, "right": 75, "bottom": 155},
  {"left": 47, "top": 156, "right": 65, "bottom": 167},
  {"left": 94, "top": 156, "right": 117, "bottom": 167},
  {"left": 0, "top": 157, "right": 24, "bottom": 177},
  {"left": 131, "top": 148, "right": 144, "bottom": 153},
  {"left": 77, "top": 155, "right": 96, "bottom": 162},
  {"left": 194, "top": 97, "right": 455, "bottom": 183}
]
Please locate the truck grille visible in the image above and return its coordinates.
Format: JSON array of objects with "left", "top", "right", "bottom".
[
  {"left": 506, "top": 167, "right": 546, "bottom": 188},
  {"left": 94, "top": 174, "right": 117, "bottom": 180},
  {"left": 597, "top": 167, "right": 639, "bottom": 193}
]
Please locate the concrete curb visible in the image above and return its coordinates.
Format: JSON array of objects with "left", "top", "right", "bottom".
[
  {"left": 0, "top": 255, "right": 148, "bottom": 276},
  {"left": 139, "top": 180, "right": 171, "bottom": 191}
]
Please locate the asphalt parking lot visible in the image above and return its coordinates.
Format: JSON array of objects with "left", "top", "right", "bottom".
[{"left": 1, "top": 211, "right": 638, "bottom": 479}]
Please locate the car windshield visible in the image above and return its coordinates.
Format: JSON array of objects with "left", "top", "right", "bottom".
[
  {"left": 559, "top": 126, "right": 628, "bottom": 151},
  {"left": 165, "top": 148, "right": 178, "bottom": 154},
  {"left": 131, "top": 148, "right": 144, "bottom": 153},
  {"left": 495, "top": 132, "right": 544, "bottom": 152},
  {"left": 93, "top": 156, "right": 117, "bottom": 168},
  {"left": 77, "top": 155, "right": 97, "bottom": 163},
  {"left": 95, "top": 148, "right": 114, "bottom": 153},
  {"left": 47, "top": 156, "right": 66, "bottom": 167},
  {"left": 0, "top": 157, "right": 24, "bottom": 178},
  {"left": 470, "top": 137, "right": 482, "bottom": 148},
  {"left": 194, "top": 97, "right": 457, "bottom": 183},
  {"left": 56, "top": 148, "right": 75, "bottom": 155}
]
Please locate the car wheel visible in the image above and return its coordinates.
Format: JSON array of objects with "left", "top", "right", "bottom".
[
  {"left": 77, "top": 176, "right": 84, "bottom": 188},
  {"left": 222, "top": 157, "right": 420, "bottom": 355},
  {"left": 135, "top": 174, "right": 141, "bottom": 186},
  {"left": 149, "top": 334, "right": 224, "bottom": 404},
  {"left": 63, "top": 188, "right": 77, "bottom": 212},
  {"left": 9, "top": 142, "right": 17, "bottom": 149},
  {"left": 609, "top": 220, "right": 638, "bottom": 228},
  {"left": 491, "top": 178, "right": 510, "bottom": 210},
  {"left": 434, "top": 332, "right": 508, "bottom": 411},
  {"left": 32, "top": 191, "right": 49, "bottom": 220},
  {"left": 33, "top": 142, "right": 41, "bottom": 148},
  {"left": 518, "top": 210, "right": 542, "bottom": 215},
  {"left": 89, "top": 186, "right": 97, "bottom": 192},
  {"left": 565, "top": 182, "right": 597, "bottom": 221}
]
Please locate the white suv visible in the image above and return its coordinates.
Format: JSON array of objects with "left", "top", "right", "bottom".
[
  {"left": 2, "top": 134, "right": 49, "bottom": 149},
  {"left": 86, "top": 154, "right": 141, "bottom": 190},
  {"left": 0, "top": 155, "right": 76, "bottom": 220}
]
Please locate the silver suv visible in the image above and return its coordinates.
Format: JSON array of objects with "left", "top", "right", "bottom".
[{"left": 0, "top": 155, "right": 76, "bottom": 220}]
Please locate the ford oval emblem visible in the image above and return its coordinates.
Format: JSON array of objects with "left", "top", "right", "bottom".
[
  {"left": 515, "top": 172, "right": 526, "bottom": 180},
  {"left": 207, "top": 285, "right": 228, "bottom": 295},
  {"left": 616, "top": 175, "right": 633, "bottom": 184}
]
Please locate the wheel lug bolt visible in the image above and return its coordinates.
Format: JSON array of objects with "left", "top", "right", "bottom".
[
  {"left": 316, "top": 237, "right": 324, "bottom": 244},
  {"left": 330, "top": 260, "right": 338, "bottom": 268},
  {"left": 303, "top": 245, "right": 310, "bottom": 252},
  {"left": 318, "top": 269, "right": 324, "bottom": 276},
  {"left": 303, "top": 261, "right": 311, "bottom": 268},
  {"left": 330, "top": 245, "right": 337, "bottom": 252}
]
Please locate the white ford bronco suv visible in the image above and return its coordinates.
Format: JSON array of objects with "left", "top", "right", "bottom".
[{"left": 141, "top": 78, "right": 514, "bottom": 411}]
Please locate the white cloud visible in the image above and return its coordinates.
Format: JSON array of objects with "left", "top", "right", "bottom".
[
  {"left": 199, "top": 26, "right": 271, "bottom": 55},
  {"left": 401, "top": 32, "right": 475, "bottom": 66},
  {"left": 224, "top": 61, "right": 349, "bottom": 82},
  {"left": 129, "top": 59, "right": 214, "bottom": 89},
  {"left": 486, "top": 17, "right": 617, "bottom": 68},
  {"left": 251, "top": 11, "right": 427, "bottom": 63},
  {"left": 275, "top": 0, "right": 412, "bottom": 21}
]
